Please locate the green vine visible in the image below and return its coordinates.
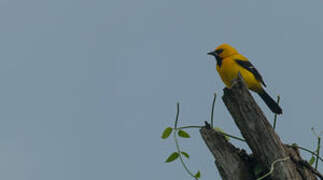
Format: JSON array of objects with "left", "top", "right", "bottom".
[
  {"left": 210, "top": 93, "right": 216, "bottom": 128},
  {"left": 256, "top": 157, "right": 290, "bottom": 180},
  {"left": 162, "top": 103, "right": 200, "bottom": 179}
]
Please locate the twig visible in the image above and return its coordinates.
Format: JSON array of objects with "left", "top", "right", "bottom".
[
  {"left": 210, "top": 93, "right": 217, "bottom": 128},
  {"left": 173, "top": 103, "right": 198, "bottom": 180},
  {"left": 315, "top": 137, "right": 321, "bottom": 170},
  {"left": 174, "top": 102, "right": 180, "bottom": 129},
  {"left": 273, "top": 95, "right": 280, "bottom": 130},
  {"left": 204, "top": 121, "right": 245, "bottom": 142},
  {"left": 216, "top": 131, "right": 246, "bottom": 142},
  {"left": 174, "top": 131, "right": 197, "bottom": 180},
  {"left": 178, "top": 125, "right": 203, "bottom": 130}
]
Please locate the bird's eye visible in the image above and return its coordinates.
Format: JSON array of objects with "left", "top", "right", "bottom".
[{"left": 215, "top": 48, "right": 224, "bottom": 55}]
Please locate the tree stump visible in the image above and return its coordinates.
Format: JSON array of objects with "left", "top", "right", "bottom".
[{"left": 200, "top": 75, "right": 320, "bottom": 180}]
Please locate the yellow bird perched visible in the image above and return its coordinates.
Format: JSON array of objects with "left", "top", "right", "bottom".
[{"left": 208, "top": 44, "right": 282, "bottom": 114}]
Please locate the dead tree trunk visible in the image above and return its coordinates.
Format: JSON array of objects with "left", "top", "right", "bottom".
[
  {"left": 200, "top": 75, "right": 320, "bottom": 180},
  {"left": 200, "top": 125, "right": 255, "bottom": 179}
]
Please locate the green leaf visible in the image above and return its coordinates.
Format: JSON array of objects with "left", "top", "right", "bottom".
[
  {"left": 178, "top": 130, "right": 190, "bottom": 138},
  {"left": 309, "top": 156, "right": 315, "bottom": 165},
  {"left": 181, "top": 151, "right": 190, "bottom": 159},
  {"left": 194, "top": 171, "right": 201, "bottom": 178},
  {"left": 214, "top": 127, "right": 230, "bottom": 141},
  {"left": 165, "top": 152, "right": 179, "bottom": 163},
  {"left": 161, "top": 127, "right": 173, "bottom": 139}
]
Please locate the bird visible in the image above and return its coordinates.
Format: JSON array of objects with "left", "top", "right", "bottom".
[{"left": 207, "top": 44, "right": 282, "bottom": 114}]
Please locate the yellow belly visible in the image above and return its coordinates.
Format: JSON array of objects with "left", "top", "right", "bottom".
[{"left": 216, "top": 58, "right": 262, "bottom": 92}]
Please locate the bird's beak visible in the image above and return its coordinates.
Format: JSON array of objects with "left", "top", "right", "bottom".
[{"left": 207, "top": 51, "right": 216, "bottom": 56}]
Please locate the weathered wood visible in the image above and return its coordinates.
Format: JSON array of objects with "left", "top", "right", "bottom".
[
  {"left": 199, "top": 74, "right": 320, "bottom": 179},
  {"left": 200, "top": 123, "right": 255, "bottom": 180},
  {"left": 221, "top": 74, "right": 316, "bottom": 180},
  {"left": 286, "top": 145, "right": 320, "bottom": 179}
]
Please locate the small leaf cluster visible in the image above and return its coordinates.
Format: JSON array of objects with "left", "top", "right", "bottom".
[
  {"left": 162, "top": 127, "right": 191, "bottom": 140},
  {"left": 162, "top": 127, "right": 191, "bottom": 163},
  {"left": 162, "top": 126, "right": 201, "bottom": 179}
]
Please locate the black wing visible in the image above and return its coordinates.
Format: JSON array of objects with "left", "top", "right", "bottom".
[{"left": 235, "top": 59, "right": 266, "bottom": 87}]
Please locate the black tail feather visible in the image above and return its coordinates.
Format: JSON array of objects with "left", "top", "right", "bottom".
[{"left": 257, "top": 90, "right": 282, "bottom": 114}]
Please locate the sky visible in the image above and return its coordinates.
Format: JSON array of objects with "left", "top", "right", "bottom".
[{"left": 0, "top": 0, "right": 322, "bottom": 179}]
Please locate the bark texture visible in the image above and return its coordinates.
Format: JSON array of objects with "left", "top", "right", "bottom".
[{"left": 200, "top": 124, "right": 255, "bottom": 180}]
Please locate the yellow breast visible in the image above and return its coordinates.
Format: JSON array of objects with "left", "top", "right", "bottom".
[{"left": 216, "top": 57, "right": 262, "bottom": 92}]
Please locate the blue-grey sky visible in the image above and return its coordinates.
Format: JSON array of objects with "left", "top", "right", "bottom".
[{"left": 0, "top": 0, "right": 322, "bottom": 179}]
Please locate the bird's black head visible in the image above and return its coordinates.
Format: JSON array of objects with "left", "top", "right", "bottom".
[
  {"left": 207, "top": 49, "right": 224, "bottom": 57},
  {"left": 207, "top": 49, "right": 224, "bottom": 66}
]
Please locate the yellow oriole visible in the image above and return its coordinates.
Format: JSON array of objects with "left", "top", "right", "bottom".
[{"left": 208, "top": 44, "right": 282, "bottom": 114}]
